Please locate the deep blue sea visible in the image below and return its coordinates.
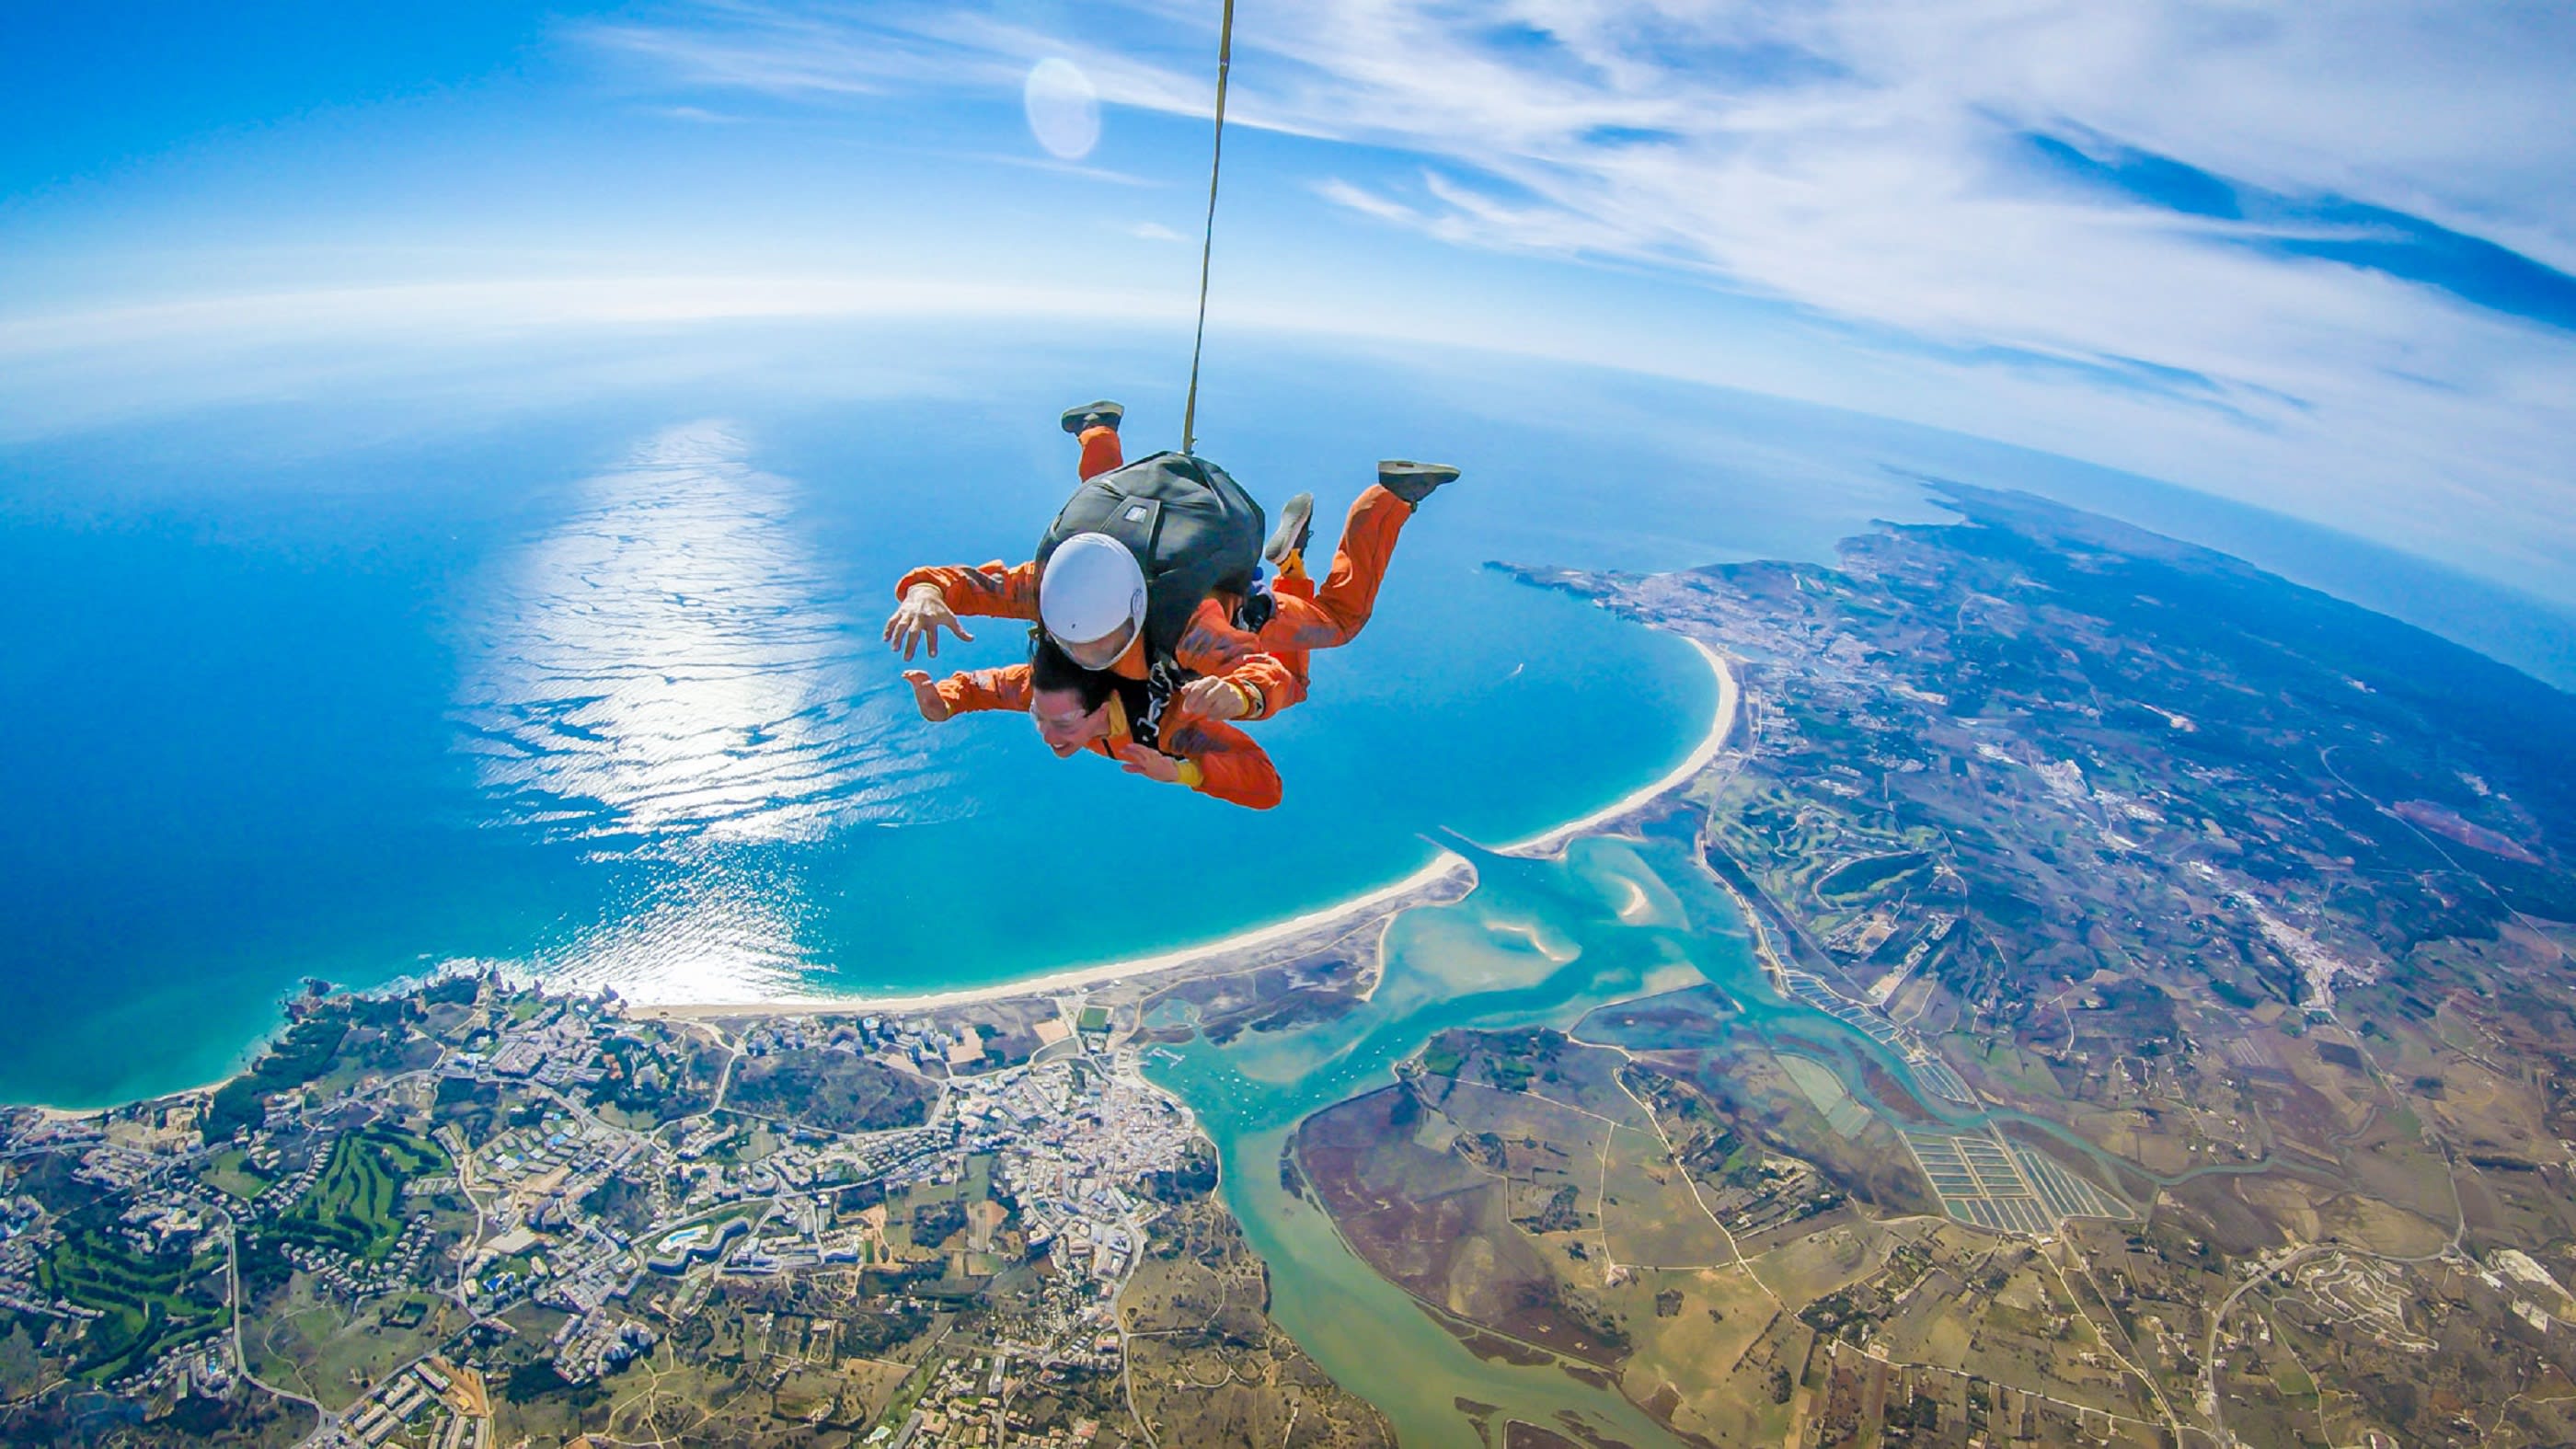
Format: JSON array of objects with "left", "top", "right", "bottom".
[{"left": 6, "top": 322, "right": 2571, "bottom": 1106}]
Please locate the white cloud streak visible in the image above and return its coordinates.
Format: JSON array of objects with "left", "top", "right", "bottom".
[{"left": 572, "top": 1, "right": 2576, "bottom": 593}]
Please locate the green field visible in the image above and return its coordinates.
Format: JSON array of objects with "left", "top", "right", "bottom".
[
  {"left": 244, "top": 1276, "right": 447, "bottom": 1412},
  {"left": 202, "top": 1147, "right": 271, "bottom": 1201},
  {"left": 272, "top": 1127, "right": 446, "bottom": 1261},
  {"left": 37, "top": 1220, "right": 231, "bottom": 1382},
  {"left": 1815, "top": 850, "right": 1931, "bottom": 902}
]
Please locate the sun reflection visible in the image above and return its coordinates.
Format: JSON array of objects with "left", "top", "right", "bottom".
[{"left": 452, "top": 421, "right": 936, "bottom": 1000}]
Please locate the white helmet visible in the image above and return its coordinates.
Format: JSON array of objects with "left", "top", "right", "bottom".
[{"left": 1040, "top": 532, "right": 1147, "bottom": 667}]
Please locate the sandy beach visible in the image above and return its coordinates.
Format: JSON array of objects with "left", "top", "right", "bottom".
[{"left": 649, "top": 635, "right": 1739, "bottom": 1021}]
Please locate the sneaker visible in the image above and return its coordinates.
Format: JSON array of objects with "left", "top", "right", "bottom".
[
  {"left": 1264, "top": 492, "right": 1315, "bottom": 568},
  {"left": 1377, "top": 460, "right": 1460, "bottom": 506},
  {"left": 1061, "top": 400, "right": 1124, "bottom": 435}
]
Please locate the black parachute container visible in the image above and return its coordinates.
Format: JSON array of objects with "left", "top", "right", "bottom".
[{"left": 1034, "top": 449, "right": 1267, "bottom": 664}]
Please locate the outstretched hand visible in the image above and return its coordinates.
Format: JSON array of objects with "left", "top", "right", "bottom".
[
  {"left": 1176, "top": 676, "right": 1252, "bottom": 721},
  {"left": 1113, "top": 742, "right": 1182, "bottom": 784},
  {"left": 883, "top": 584, "right": 974, "bottom": 661},
  {"left": 902, "top": 670, "right": 953, "bottom": 723}
]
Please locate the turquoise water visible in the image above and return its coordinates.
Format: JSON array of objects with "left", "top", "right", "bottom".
[
  {"left": 6, "top": 322, "right": 2573, "bottom": 1111},
  {"left": 1145, "top": 832, "right": 1740, "bottom": 1448},
  {"left": 1143, "top": 815, "right": 2061, "bottom": 1444},
  {"left": 0, "top": 338, "right": 1721, "bottom": 1107}
]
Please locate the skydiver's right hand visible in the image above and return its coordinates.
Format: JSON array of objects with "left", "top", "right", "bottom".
[
  {"left": 1113, "top": 742, "right": 1183, "bottom": 784},
  {"left": 884, "top": 583, "right": 974, "bottom": 661},
  {"left": 1177, "top": 676, "right": 1256, "bottom": 721},
  {"left": 902, "top": 670, "right": 954, "bottom": 723}
]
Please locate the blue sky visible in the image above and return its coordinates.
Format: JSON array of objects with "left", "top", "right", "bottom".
[{"left": 6, "top": 2, "right": 2575, "bottom": 602}]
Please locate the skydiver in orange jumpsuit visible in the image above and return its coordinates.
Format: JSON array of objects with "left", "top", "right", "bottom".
[{"left": 885, "top": 402, "right": 1457, "bottom": 809}]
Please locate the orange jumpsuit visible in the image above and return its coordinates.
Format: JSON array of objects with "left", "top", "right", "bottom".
[
  {"left": 902, "top": 425, "right": 1417, "bottom": 810},
  {"left": 1064, "top": 424, "right": 1417, "bottom": 684},
  {"left": 1255, "top": 479, "right": 1412, "bottom": 684},
  {"left": 926, "top": 667, "right": 1282, "bottom": 811}
]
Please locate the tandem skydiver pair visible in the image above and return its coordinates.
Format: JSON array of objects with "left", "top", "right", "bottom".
[{"left": 883, "top": 401, "right": 1458, "bottom": 809}]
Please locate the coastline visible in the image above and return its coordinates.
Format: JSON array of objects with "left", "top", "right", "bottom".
[
  {"left": 12, "top": 636, "right": 1738, "bottom": 1110},
  {"left": 647, "top": 634, "right": 1739, "bottom": 1022}
]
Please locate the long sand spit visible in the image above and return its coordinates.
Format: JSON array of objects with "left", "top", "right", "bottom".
[{"left": 650, "top": 636, "right": 1739, "bottom": 1021}]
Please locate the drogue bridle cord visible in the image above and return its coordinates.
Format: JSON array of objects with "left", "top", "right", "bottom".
[{"left": 1179, "top": 0, "right": 1236, "bottom": 456}]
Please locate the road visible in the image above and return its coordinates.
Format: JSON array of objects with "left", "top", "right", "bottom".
[
  {"left": 213, "top": 1205, "right": 331, "bottom": 1434},
  {"left": 2196, "top": 1243, "right": 2333, "bottom": 1443}
]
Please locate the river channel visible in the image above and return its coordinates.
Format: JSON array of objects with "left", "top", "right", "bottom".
[{"left": 1142, "top": 811, "right": 2186, "bottom": 1445}]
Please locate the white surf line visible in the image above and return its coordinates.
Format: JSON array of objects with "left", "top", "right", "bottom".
[
  {"left": 1503, "top": 635, "right": 1735, "bottom": 859},
  {"left": 661, "top": 634, "right": 1738, "bottom": 1018}
]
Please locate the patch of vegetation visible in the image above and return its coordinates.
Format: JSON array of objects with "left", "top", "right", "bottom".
[
  {"left": 581, "top": 1171, "right": 661, "bottom": 1239},
  {"left": 584, "top": 1033, "right": 726, "bottom": 1123},
  {"left": 1454, "top": 1129, "right": 1507, "bottom": 1172},
  {"left": 2208, "top": 975, "right": 2262, "bottom": 1008},
  {"left": 201, "top": 1147, "right": 270, "bottom": 1201},
  {"left": 1452, "top": 1028, "right": 1563, "bottom": 1093},
  {"left": 270, "top": 1127, "right": 445, "bottom": 1261},
  {"left": 1138, "top": 1144, "right": 1218, "bottom": 1203},
  {"left": 202, "top": 1013, "right": 352, "bottom": 1141},
  {"left": 0, "top": 1321, "right": 45, "bottom": 1398},
  {"left": 1800, "top": 1290, "right": 1860, "bottom": 1334},
  {"left": 36, "top": 1219, "right": 230, "bottom": 1383},
  {"left": 420, "top": 973, "right": 481, "bottom": 1007},
  {"left": 1513, "top": 1185, "right": 1584, "bottom": 1235},
  {"left": 911, "top": 1199, "right": 967, "bottom": 1249},
  {"left": 502, "top": 1358, "right": 604, "bottom": 1408},
  {"left": 725, "top": 1048, "right": 935, "bottom": 1133},
  {"left": 1817, "top": 850, "right": 1931, "bottom": 901}
]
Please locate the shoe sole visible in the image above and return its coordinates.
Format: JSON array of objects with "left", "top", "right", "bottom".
[
  {"left": 1061, "top": 400, "right": 1126, "bottom": 434},
  {"left": 1377, "top": 460, "right": 1461, "bottom": 504},
  {"left": 1265, "top": 493, "right": 1315, "bottom": 565}
]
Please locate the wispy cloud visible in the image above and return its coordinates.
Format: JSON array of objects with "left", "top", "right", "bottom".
[{"left": 574, "top": 0, "right": 2576, "bottom": 587}]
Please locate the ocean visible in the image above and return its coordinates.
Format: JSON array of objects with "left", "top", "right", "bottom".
[{"left": 5, "top": 321, "right": 2570, "bottom": 1107}]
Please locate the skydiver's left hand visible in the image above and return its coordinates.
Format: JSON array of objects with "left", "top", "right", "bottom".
[
  {"left": 902, "top": 670, "right": 953, "bottom": 723},
  {"left": 884, "top": 583, "right": 974, "bottom": 661},
  {"left": 1177, "top": 677, "right": 1255, "bottom": 720},
  {"left": 1113, "top": 742, "right": 1182, "bottom": 783}
]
